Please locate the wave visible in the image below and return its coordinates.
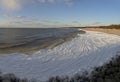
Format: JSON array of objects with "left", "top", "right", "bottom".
[{"left": 0, "top": 28, "right": 85, "bottom": 54}]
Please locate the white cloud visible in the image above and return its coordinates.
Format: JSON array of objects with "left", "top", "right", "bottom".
[
  {"left": 0, "top": 21, "right": 62, "bottom": 28},
  {"left": 0, "top": 0, "right": 74, "bottom": 11},
  {"left": 0, "top": 0, "right": 21, "bottom": 10},
  {"left": 64, "top": 0, "right": 73, "bottom": 6},
  {"left": 38, "top": 0, "right": 46, "bottom": 3},
  {"left": 38, "top": 0, "right": 73, "bottom": 5},
  {"left": 72, "top": 21, "right": 79, "bottom": 23},
  {"left": 48, "top": 0, "right": 55, "bottom": 3},
  {"left": 16, "top": 16, "right": 25, "bottom": 19},
  {"left": 90, "top": 22, "right": 102, "bottom": 26},
  {"left": 0, "top": 14, "right": 63, "bottom": 27}
]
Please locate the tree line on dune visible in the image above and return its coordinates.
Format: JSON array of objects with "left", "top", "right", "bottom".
[
  {"left": 95, "top": 24, "right": 120, "bottom": 29},
  {"left": 76, "top": 24, "right": 120, "bottom": 29},
  {"left": 90, "top": 24, "right": 120, "bottom": 29}
]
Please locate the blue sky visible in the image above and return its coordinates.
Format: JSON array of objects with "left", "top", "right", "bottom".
[{"left": 0, "top": 0, "right": 120, "bottom": 27}]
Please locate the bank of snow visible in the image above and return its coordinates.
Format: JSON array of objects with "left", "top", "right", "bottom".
[{"left": 0, "top": 31, "right": 120, "bottom": 81}]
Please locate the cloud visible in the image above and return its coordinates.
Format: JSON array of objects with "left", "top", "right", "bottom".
[
  {"left": 0, "top": 21, "right": 61, "bottom": 28},
  {"left": 1, "top": 14, "right": 80, "bottom": 27},
  {"left": 16, "top": 16, "right": 25, "bottom": 19},
  {"left": 0, "top": 0, "right": 74, "bottom": 11},
  {"left": 48, "top": 0, "right": 55, "bottom": 3},
  {"left": 1, "top": 14, "right": 62, "bottom": 27},
  {"left": 0, "top": 0, "right": 21, "bottom": 10},
  {"left": 92, "top": 22, "right": 101, "bottom": 25},
  {"left": 72, "top": 21, "right": 79, "bottom": 23},
  {"left": 90, "top": 22, "right": 102, "bottom": 26},
  {"left": 4, "top": 14, "right": 26, "bottom": 20},
  {"left": 38, "top": 0, "right": 46, "bottom": 3},
  {"left": 64, "top": 0, "right": 73, "bottom": 6}
]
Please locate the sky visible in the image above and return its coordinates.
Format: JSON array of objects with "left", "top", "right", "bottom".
[{"left": 0, "top": 0, "right": 120, "bottom": 27}]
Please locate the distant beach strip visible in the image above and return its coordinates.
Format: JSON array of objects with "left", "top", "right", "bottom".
[{"left": 0, "top": 28, "right": 85, "bottom": 54}]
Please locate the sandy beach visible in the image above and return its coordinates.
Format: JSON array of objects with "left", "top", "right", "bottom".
[{"left": 82, "top": 28, "right": 120, "bottom": 36}]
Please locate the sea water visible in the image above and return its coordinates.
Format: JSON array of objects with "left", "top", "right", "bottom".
[{"left": 0, "top": 28, "right": 85, "bottom": 54}]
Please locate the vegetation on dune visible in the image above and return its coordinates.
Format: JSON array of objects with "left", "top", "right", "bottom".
[
  {"left": 100, "top": 25, "right": 120, "bottom": 29},
  {"left": 48, "top": 53, "right": 120, "bottom": 82},
  {"left": 88, "top": 24, "right": 120, "bottom": 29},
  {"left": 74, "top": 24, "right": 120, "bottom": 29},
  {"left": 0, "top": 52, "right": 120, "bottom": 82},
  {"left": 94, "top": 24, "right": 120, "bottom": 29},
  {"left": 0, "top": 73, "right": 28, "bottom": 82}
]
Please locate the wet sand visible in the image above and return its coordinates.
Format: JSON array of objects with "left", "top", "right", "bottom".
[{"left": 82, "top": 28, "right": 120, "bottom": 36}]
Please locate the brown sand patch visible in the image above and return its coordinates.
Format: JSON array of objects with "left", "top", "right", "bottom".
[{"left": 82, "top": 28, "right": 120, "bottom": 36}]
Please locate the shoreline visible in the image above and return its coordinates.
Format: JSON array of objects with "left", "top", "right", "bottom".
[
  {"left": 81, "top": 28, "right": 120, "bottom": 36},
  {"left": 0, "top": 29, "right": 85, "bottom": 54},
  {"left": 0, "top": 31, "right": 120, "bottom": 81}
]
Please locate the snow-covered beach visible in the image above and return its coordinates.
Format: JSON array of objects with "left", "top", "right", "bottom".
[{"left": 0, "top": 30, "right": 120, "bottom": 81}]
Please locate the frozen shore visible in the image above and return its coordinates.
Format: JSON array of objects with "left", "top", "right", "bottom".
[{"left": 0, "top": 30, "right": 120, "bottom": 81}]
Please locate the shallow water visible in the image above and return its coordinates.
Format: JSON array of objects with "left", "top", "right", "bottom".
[{"left": 0, "top": 28, "right": 85, "bottom": 54}]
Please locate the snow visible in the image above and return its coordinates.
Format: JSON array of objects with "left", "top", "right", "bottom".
[{"left": 0, "top": 30, "right": 120, "bottom": 81}]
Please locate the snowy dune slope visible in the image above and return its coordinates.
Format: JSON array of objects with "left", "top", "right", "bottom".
[{"left": 0, "top": 31, "right": 120, "bottom": 81}]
